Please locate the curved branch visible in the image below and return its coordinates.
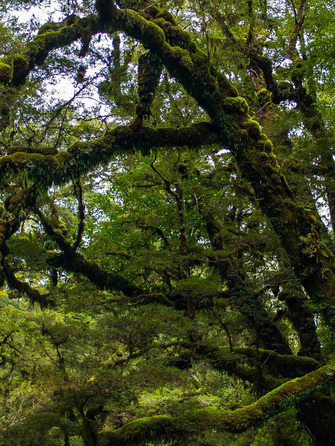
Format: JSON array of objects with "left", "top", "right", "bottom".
[
  {"left": 0, "top": 122, "right": 221, "bottom": 188},
  {"left": 99, "top": 363, "right": 335, "bottom": 444},
  {"left": 50, "top": 251, "right": 143, "bottom": 297},
  {"left": 0, "top": 15, "right": 100, "bottom": 87},
  {"left": 3, "top": 262, "right": 50, "bottom": 308},
  {"left": 35, "top": 208, "right": 144, "bottom": 297}
]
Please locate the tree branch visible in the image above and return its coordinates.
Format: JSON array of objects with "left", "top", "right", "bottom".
[
  {"left": 0, "top": 122, "right": 221, "bottom": 189},
  {"left": 3, "top": 262, "right": 50, "bottom": 308},
  {"left": 99, "top": 363, "right": 335, "bottom": 444},
  {"left": 35, "top": 208, "right": 144, "bottom": 297}
]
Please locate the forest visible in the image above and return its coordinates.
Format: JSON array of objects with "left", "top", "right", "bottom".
[{"left": 0, "top": 0, "right": 335, "bottom": 444}]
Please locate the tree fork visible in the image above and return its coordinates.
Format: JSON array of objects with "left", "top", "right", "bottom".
[{"left": 98, "top": 4, "right": 335, "bottom": 325}]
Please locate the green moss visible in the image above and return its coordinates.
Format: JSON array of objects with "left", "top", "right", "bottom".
[
  {"left": 242, "top": 119, "right": 262, "bottom": 138},
  {"left": 33, "top": 31, "right": 59, "bottom": 49},
  {"left": 156, "top": 9, "right": 176, "bottom": 25},
  {"left": 255, "top": 139, "right": 273, "bottom": 153},
  {"left": 239, "top": 128, "right": 249, "bottom": 138},
  {"left": 38, "top": 21, "right": 63, "bottom": 35},
  {"left": 257, "top": 88, "right": 268, "bottom": 96},
  {"left": 100, "top": 415, "right": 178, "bottom": 445},
  {"left": 223, "top": 96, "right": 249, "bottom": 114},
  {"left": 0, "top": 62, "right": 12, "bottom": 83},
  {"left": 123, "top": 10, "right": 166, "bottom": 49},
  {"left": 217, "top": 72, "right": 238, "bottom": 97},
  {"left": 12, "top": 53, "right": 29, "bottom": 71},
  {"left": 8, "top": 146, "right": 57, "bottom": 156},
  {"left": 170, "top": 46, "right": 193, "bottom": 69}
]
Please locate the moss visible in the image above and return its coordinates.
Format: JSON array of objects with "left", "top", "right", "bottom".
[
  {"left": 170, "top": 46, "right": 193, "bottom": 69},
  {"left": 239, "top": 128, "right": 249, "bottom": 138},
  {"left": 0, "top": 62, "right": 12, "bottom": 84},
  {"left": 27, "top": 18, "right": 84, "bottom": 65},
  {"left": 234, "top": 347, "right": 320, "bottom": 377},
  {"left": 38, "top": 22, "right": 60, "bottom": 35},
  {"left": 257, "top": 87, "right": 268, "bottom": 96},
  {"left": 8, "top": 146, "right": 57, "bottom": 156},
  {"left": 33, "top": 31, "right": 62, "bottom": 50},
  {"left": 121, "top": 10, "right": 166, "bottom": 49},
  {"left": 223, "top": 96, "right": 249, "bottom": 114},
  {"left": 100, "top": 364, "right": 335, "bottom": 444},
  {"left": 242, "top": 119, "right": 262, "bottom": 138},
  {"left": 12, "top": 53, "right": 29, "bottom": 71},
  {"left": 100, "top": 415, "right": 177, "bottom": 445},
  {"left": 156, "top": 9, "right": 176, "bottom": 25},
  {"left": 255, "top": 139, "right": 273, "bottom": 153},
  {"left": 217, "top": 72, "right": 238, "bottom": 97}
]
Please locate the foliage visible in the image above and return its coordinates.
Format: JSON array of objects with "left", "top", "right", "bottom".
[{"left": 0, "top": 0, "right": 335, "bottom": 445}]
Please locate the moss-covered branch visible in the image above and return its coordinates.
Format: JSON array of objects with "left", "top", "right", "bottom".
[
  {"left": 176, "top": 342, "right": 319, "bottom": 389},
  {"left": 0, "top": 186, "right": 36, "bottom": 248},
  {"left": 0, "top": 122, "right": 220, "bottom": 188},
  {"left": 230, "top": 347, "right": 320, "bottom": 378},
  {"left": 35, "top": 208, "right": 144, "bottom": 297},
  {"left": 99, "top": 363, "right": 335, "bottom": 445},
  {"left": 178, "top": 344, "right": 286, "bottom": 392},
  {"left": 3, "top": 262, "right": 50, "bottom": 308},
  {"left": 0, "top": 15, "right": 99, "bottom": 87},
  {"left": 99, "top": 5, "right": 335, "bottom": 328},
  {"left": 50, "top": 251, "right": 143, "bottom": 297}
]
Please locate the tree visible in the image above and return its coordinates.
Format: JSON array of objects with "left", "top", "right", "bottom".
[{"left": 0, "top": 0, "right": 335, "bottom": 444}]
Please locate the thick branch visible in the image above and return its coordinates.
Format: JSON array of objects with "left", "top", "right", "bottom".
[
  {"left": 100, "top": 6, "right": 335, "bottom": 328},
  {"left": 0, "top": 123, "right": 221, "bottom": 188},
  {"left": 3, "top": 262, "right": 50, "bottom": 308},
  {"left": 35, "top": 208, "right": 143, "bottom": 297},
  {"left": 99, "top": 363, "right": 335, "bottom": 444},
  {"left": 0, "top": 15, "right": 99, "bottom": 87},
  {"left": 50, "top": 251, "right": 143, "bottom": 297},
  {"left": 0, "top": 186, "right": 36, "bottom": 248}
]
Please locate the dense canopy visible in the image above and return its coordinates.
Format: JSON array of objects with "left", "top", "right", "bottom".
[{"left": 0, "top": 0, "right": 335, "bottom": 445}]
